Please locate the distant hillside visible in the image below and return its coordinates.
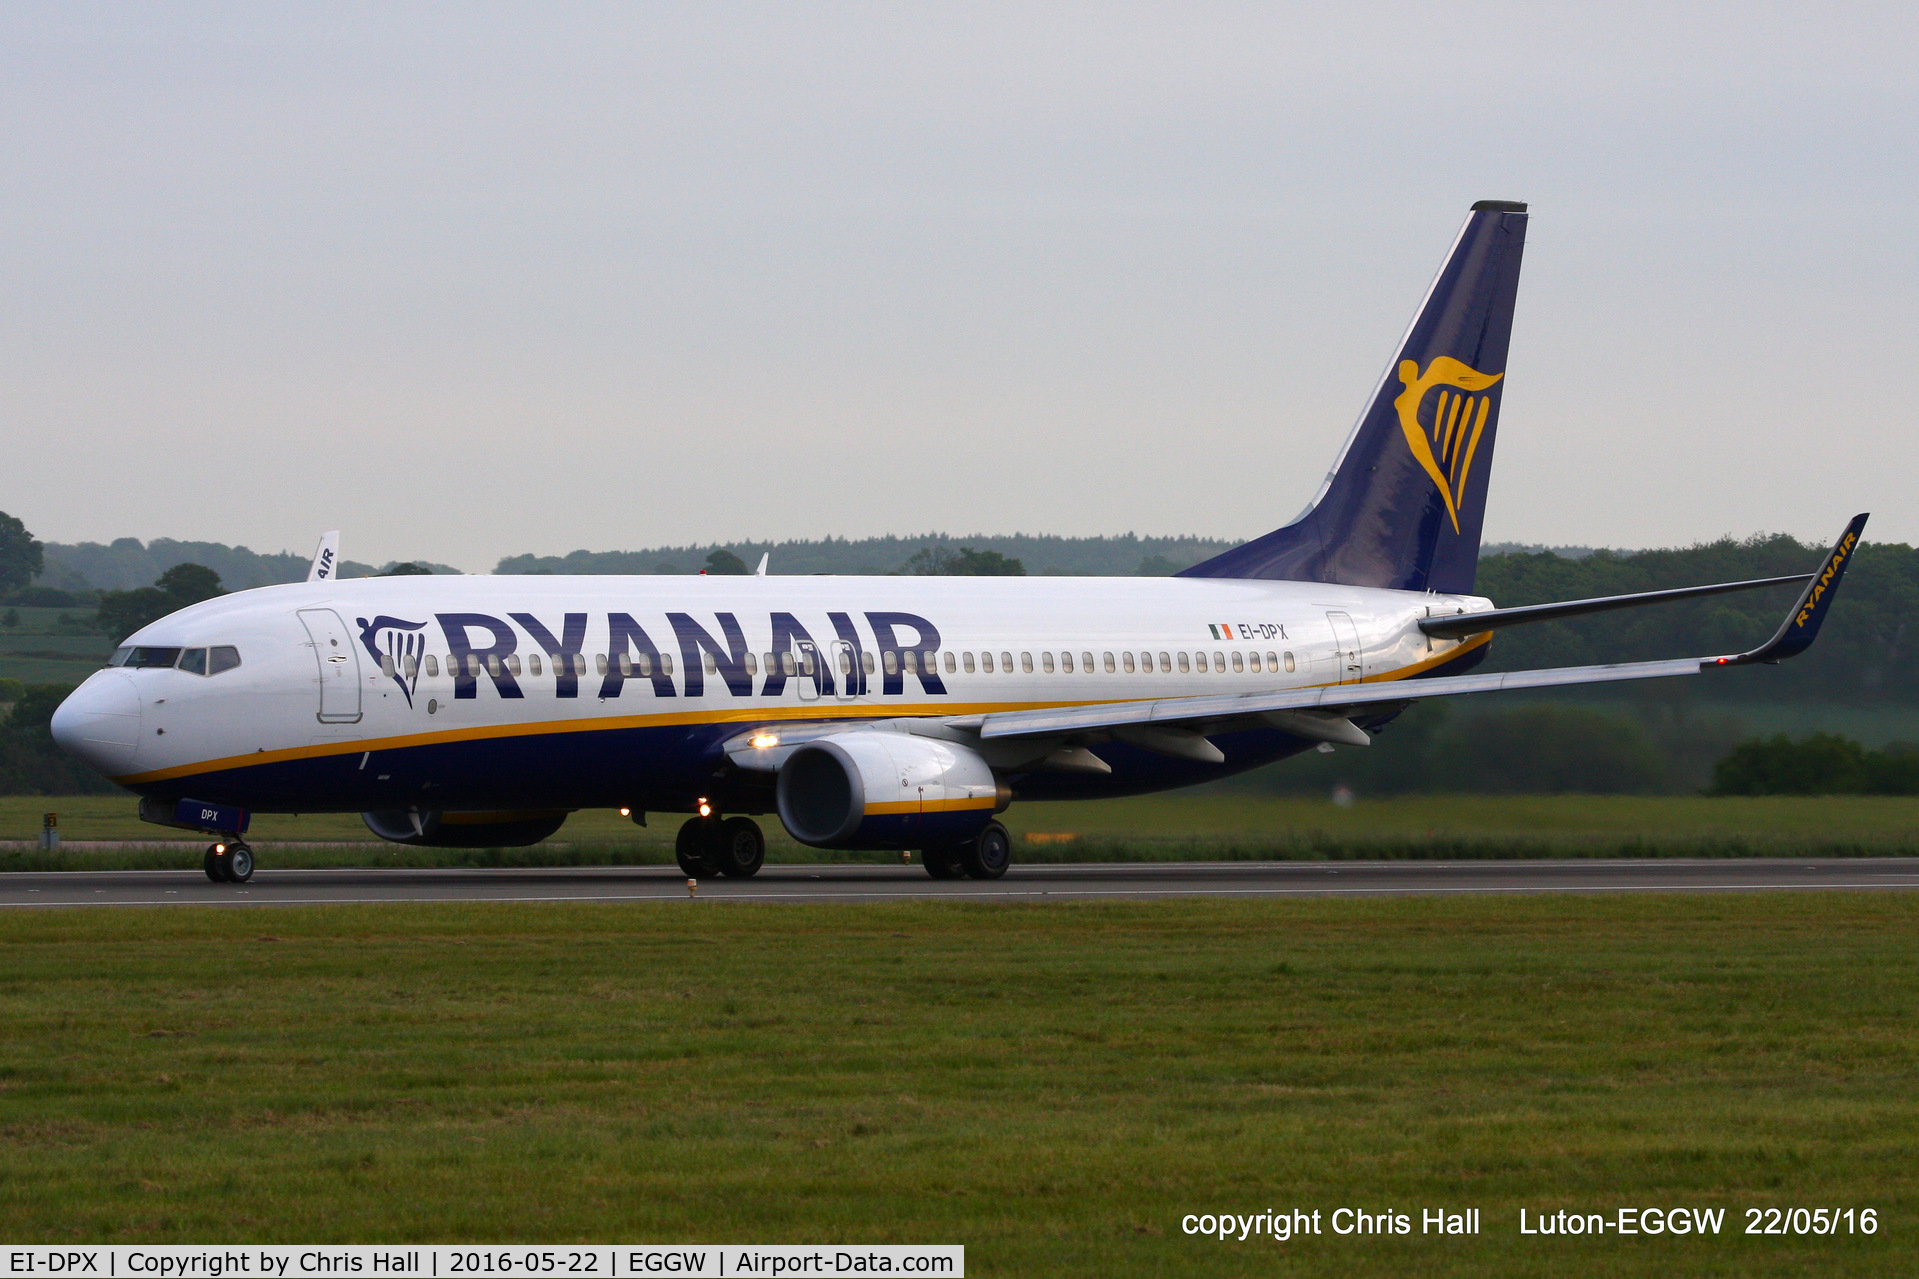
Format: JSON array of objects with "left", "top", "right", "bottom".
[
  {"left": 496, "top": 533, "right": 1239, "bottom": 578},
  {"left": 38, "top": 539, "right": 459, "bottom": 593}
]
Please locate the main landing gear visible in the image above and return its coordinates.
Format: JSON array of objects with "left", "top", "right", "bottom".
[
  {"left": 921, "top": 820, "right": 1011, "bottom": 881},
  {"left": 676, "top": 815, "right": 766, "bottom": 878},
  {"left": 203, "top": 840, "right": 255, "bottom": 883}
]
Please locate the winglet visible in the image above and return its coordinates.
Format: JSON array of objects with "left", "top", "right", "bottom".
[
  {"left": 307, "top": 530, "right": 341, "bottom": 583},
  {"left": 1709, "top": 514, "right": 1868, "bottom": 668}
]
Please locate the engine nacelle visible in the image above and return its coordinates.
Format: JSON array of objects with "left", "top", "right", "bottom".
[
  {"left": 361, "top": 808, "right": 569, "bottom": 848},
  {"left": 776, "top": 731, "right": 1002, "bottom": 850}
]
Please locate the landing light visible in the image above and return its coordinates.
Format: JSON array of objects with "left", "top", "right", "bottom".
[
  {"left": 697, "top": 799, "right": 713, "bottom": 818},
  {"left": 749, "top": 732, "right": 780, "bottom": 750},
  {"left": 617, "top": 807, "right": 631, "bottom": 817}
]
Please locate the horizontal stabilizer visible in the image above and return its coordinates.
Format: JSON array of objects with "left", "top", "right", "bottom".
[{"left": 1419, "top": 572, "right": 1813, "bottom": 639}]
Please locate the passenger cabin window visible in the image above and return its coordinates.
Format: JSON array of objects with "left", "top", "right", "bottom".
[
  {"left": 863, "top": 651, "right": 875, "bottom": 674},
  {"left": 1061, "top": 652, "right": 1074, "bottom": 672},
  {"left": 1178, "top": 652, "right": 1190, "bottom": 672},
  {"left": 981, "top": 652, "right": 994, "bottom": 673},
  {"left": 425, "top": 655, "right": 440, "bottom": 677},
  {"left": 1103, "top": 652, "right": 1116, "bottom": 673},
  {"left": 1122, "top": 652, "right": 1135, "bottom": 673},
  {"left": 403, "top": 654, "right": 419, "bottom": 679},
  {"left": 1247, "top": 652, "right": 1261, "bottom": 672},
  {"left": 528, "top": 653, "right": 543, "bottom": 676},
  {"left": 1214, "top": 651, "right": 1226, "bottom": 672},
  {"left": 1284, "top": 651, "right": 1296, "bottom": 672},
  {"left": 944, "top": 652, "right": 957, "bottom": 673},
  {"left": 884, "top": 651, "right": 900, "bottom": 675},
  {"left": 903, "top": 651, "right": 918, "bottom": 674},
  {"left": 378, "top": 654, "right": 394, "bottom": 678},
  {"left": 1042, "top": 652, "right": 1055, "bottom": 673},
  {"left": 1021, "top": 652, "right": 1034, "bottom": 673},
  {"left": 177, "top": 648, "right": 208, "bottom": 676},
  {"left": 596, "top": 654, "right": 609, "bottom": 675},
  {"left": 782, "top": 652, "right": 796, "bottom": 676},
  {"left": 1001, "top": 651, "right": 1013, "bottom": 672},
  {"left": 507, "top": 655, "right": 522, "bottom": 676},
  {"left": 962, "top": 651, "right": 976, "bottom": 673},
  {"left": 1158, "top": 651, "right": 1171, "bottom": 672},
  {"left": 1232, "top": 652, "right": 1244, "bottom": 672},
  {"left": 1194, "top": 652, "right": 1207, "bottom": 672},
  {"left": 704, "top": 653, "right": 718, "bottom": 675}
]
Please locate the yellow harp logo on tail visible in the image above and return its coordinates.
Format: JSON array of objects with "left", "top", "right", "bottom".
[{"left": 1394, "top": 357, "right": 1503, "bottom": 533}]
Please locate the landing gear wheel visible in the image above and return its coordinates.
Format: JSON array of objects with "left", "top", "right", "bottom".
[
  {"left": 960, "top": 821, "right": 1012, "bottom": 880},
  {"left": 675, "top": 817, "right": 716, "bottom": 877},
  {"left": 921, "top": 847, "right": 963, "bottom": 880},
  {"left": 226, "top": 843, "right": 255, "bottom": 883},
  {"left": 713, "top": 816, "right": 766, "bottom": 878},
  {"left": 204, "top": 845, "right": 229, "bottom": 882}
]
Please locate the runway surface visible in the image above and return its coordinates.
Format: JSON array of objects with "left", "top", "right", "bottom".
[{"left": 4, "top": 858, "right": 1919, "bottom": 907}]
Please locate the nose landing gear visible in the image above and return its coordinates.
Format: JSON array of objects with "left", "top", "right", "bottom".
[{"left": 203, "top": 841, "right": 255, "bottom": 883}]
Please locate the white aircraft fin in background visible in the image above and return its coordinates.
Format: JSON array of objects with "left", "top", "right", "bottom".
[
  {"left": 307, "top": 531, "right": 341, "bottom": 582},
  {"left": 755, "top": 552, "right": 769, "bottom": 577}
]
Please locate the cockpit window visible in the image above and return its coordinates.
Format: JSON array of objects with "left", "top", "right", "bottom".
[
  {"left": 108, "top": 645, "right": 241, "bottom": 674},
  {"left": 117, "top": 646, "right": 182, "bottom": 669}
]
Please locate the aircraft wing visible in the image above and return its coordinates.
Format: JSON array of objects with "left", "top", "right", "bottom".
[{"left": 972, "top": 514, "right": 1867, "bottom": 744}]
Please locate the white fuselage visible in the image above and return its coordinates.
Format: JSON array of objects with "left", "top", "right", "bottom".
[{"left": 53, "top": 573, "right": 1493, "bottom": 813}]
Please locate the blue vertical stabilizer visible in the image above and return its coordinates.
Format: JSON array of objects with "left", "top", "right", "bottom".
[{"left": 1180, "top": 201, "right": 1528, "bottom": 594}]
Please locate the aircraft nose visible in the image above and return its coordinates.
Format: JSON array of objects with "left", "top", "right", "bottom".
[{"left": 51, "top": 672, "right": 143, "bottom": 778}]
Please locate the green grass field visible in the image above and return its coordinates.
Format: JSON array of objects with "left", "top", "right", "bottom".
[
  {"left": 0, "top": 608, "right": 115, "bottom": 686},
  {"left": 6, "top": 793, "right": 1919, "bottom": 871},
  {"left": 0, "top": 895, "right": 1911, "bottom": 1276}
]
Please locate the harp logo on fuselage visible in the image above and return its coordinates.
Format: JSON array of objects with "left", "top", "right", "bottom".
[
  {"left": 358, "top": 615, "right": 430, "bottom": 706},
  {"left": 1394, "top": 357, "right": 1504, "bottom": 533}
]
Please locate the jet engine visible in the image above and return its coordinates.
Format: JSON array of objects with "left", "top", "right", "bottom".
[
  {"left": 361, "top": 808, "right": 569, "bottom": 847},
  {"left": 776, "top": 731, "right": 1003, "bottom": 849}
]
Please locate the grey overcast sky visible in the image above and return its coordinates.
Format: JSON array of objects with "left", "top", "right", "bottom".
[{"left": 4, "top": 3, "right": 1916, "bottom": 572}]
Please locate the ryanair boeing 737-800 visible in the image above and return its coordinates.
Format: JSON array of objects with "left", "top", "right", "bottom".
[{"left": 51, "top": 201, "right": 1866, "bottom": 884}]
